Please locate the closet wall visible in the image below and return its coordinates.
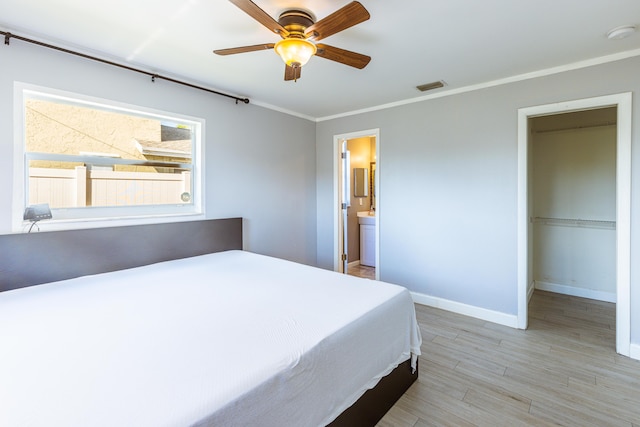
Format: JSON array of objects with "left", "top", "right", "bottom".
[{"left": 531, "top": 108, "right": 617, "bottom": 302}]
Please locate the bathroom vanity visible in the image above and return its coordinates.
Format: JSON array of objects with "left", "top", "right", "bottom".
[{"left": 357, "top": 211, "right": 376, "bottom": 267}]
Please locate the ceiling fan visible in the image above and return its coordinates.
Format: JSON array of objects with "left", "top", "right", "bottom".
[{"left": 214, "top": 0, "right": 371, "bottom": 81}]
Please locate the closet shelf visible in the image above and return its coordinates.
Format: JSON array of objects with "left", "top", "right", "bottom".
[{"left": 532, "top": 216, "right": 616, "bottom": 230}]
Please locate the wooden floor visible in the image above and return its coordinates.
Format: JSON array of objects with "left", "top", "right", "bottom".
[
  {"left": 377, "top": 291, "right": 640, "bottom": 426},
  {"left": 348, "top": 264, "right": 376, "bottom": 280}
]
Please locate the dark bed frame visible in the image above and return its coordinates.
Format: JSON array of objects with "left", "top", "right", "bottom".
[{"left": 0, "top": 218, "right": 417, "bottom": 426}]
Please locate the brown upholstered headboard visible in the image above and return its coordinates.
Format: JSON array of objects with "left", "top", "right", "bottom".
[{"left": 0, "top": 218, "right": 242, "bottom": 292}]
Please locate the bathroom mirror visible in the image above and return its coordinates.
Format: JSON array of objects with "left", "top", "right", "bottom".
[{"left": 353, "top": 167, "right": 369, "bottom": 197}]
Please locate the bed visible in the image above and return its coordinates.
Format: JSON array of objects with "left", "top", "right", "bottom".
[{"left": 0, "top": 218, "right": 421, "bottom": 426}]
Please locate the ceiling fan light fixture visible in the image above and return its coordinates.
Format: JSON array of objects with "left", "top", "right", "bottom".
[{"left": 274, "top": 38, "right": 317, "bottom": 68}]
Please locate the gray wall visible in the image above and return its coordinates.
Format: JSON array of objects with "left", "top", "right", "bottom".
[
  {"left": 316, "top": 57, "right": 640, "bottom": 342},
  {"left": 3, "top": 34, "right": 640, "bottom": 346},
  {"left": 0, "top": 40, "right": 317, "bottom": 265}
]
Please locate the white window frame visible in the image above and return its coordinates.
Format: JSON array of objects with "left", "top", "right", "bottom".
[{"left": 12, "top": 82, "right": 205, "bottom": 232}]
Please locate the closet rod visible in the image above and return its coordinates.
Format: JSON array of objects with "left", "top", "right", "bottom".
[
  {"left": 532, "top": 122, "right": 616, "bottom": 134},
  {"left": 2, "top": 30, "right": 250, "bottom": 105}
]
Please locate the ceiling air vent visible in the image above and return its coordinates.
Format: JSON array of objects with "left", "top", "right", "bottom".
[{"left": 416, "top": 80, "right": 446, "bottom": 92}]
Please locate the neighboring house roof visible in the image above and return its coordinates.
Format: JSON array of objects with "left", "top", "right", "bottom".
[
  {"left": 161, "top": 125, "right": 191, "bottom": 142},
  {"left": 134, "top": 138, "right": 191, "bottom": 159}
]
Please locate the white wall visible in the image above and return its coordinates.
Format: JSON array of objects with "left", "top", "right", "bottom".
[
  {"left": 0, "top": 40, "right": 317, "bottom": 265},
  {"left": 316, "top": 56, "right": 640, "bottom": 343},
  {"left": 532, "top": 123, "right": 616, "bottom": 300}
]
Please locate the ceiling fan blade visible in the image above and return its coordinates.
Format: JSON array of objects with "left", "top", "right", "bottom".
[
  {"left": 214, "top": 43, "right": 275, "bottom": 55},
  {"left": 315, "top": 44, "right": 370, "bottom": 69},
  {"left": 305, "top": 1, "right": 370, "bottom": 41},
  {"left": 284, "top": 65, "right": 302, "bottom": 81},
  {"left": 229, "top": 0, "right": 289, "bottom": 37}
]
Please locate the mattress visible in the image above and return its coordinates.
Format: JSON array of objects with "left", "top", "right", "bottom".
[{"left": 0, "top": 250, "right": 421, "bottom": 427}]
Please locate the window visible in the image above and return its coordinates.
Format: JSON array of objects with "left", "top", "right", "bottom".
[{"left": 14, "top": 84, "right": 204, "bottom": 230}]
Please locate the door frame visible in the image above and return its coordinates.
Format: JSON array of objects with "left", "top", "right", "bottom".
[
  {"left": 516, "top": 92, "right": 632, "bottom": 357},
  {"left": 333, "top": 129, "right": 380, "bottom": 278}
]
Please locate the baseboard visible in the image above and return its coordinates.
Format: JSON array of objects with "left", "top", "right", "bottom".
[
  {"left": 410, "top": 292, "right": 518, "bottom": 328},
  {"left": 534, "top": 281, "right": 616, "bottom": 303},
  {"left": 630, "top": 343, "right": 640, "bottom": 361},
  {"left": 348, "top": 260, "right": 360, "bottom": 268},
  {"left": 410, "top": 288, "right": 635, "bottom": 358},
  {"left": 527, "top": 281, "right": 535, "bottom": 303}
]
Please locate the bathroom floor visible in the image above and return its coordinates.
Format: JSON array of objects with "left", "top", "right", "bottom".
[{"left": 347, "top": 264, "right": 375, "bottom": 280}]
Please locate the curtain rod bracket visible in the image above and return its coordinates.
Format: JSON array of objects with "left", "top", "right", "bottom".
[
  {"left": 4, "top": 32, "right": 11, "bottom": 45},
  {"left": 151, "top": 74, "right": 158, "bottom": 83}
]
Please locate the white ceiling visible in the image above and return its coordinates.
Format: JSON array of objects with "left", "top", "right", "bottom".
[{"left": 2, "top": 0, "right": 640, "bottom": 120}]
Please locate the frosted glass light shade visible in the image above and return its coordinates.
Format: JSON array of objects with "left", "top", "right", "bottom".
[{"left": 274, "top": 38, "right": 317, "bottom": 67}]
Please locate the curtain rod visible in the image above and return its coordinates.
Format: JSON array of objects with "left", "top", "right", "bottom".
[{"left": 2, "top": 30, "right": 250, "bottom": 105}]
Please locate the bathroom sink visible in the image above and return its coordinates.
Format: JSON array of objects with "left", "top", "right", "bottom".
[
  {"left": 357, "top": 211, "right": 376, "bottom": 225},
  {"left": 357, "top": 211, "right": 375, "bottom": 217}
]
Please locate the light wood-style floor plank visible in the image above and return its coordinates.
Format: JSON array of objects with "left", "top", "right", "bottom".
[
  {"left": 377, "top": 290, "right": 640, "bottom": 426},
  {"left": 348, "top": 264, "right": 376, "bottom": 280}
]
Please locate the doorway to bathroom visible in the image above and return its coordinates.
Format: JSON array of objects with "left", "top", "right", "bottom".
[{"left": 334, "top": 129, "right": 379, "bottom": 279}]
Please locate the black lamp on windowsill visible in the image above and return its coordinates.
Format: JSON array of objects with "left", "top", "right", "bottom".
[{"left": 23, "top": 203, "right": 52, "bottom": 233}]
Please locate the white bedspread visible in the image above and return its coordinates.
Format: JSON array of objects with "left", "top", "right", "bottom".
[{"left": 0, "top": 250, "right": 421, "bottom": 427}]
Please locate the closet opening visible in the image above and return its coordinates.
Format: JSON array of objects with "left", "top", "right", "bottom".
[
  {"left": 529, "top": 108, "right": 617, "bottom": 346},
  {"left": 517, "top": 93, "right": 632, "bottom": 358},
  {"left": 531, "top": 108, "right": 617, "bottom": 303}
]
